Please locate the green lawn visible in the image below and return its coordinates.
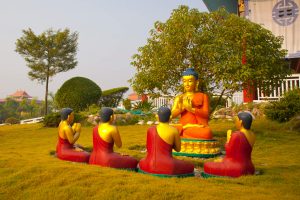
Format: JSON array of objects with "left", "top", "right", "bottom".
[{"left": 0, "top": 119, "right": 299, "bottom": 200}]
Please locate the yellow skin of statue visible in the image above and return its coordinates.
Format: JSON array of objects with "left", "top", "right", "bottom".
[
  {"left": 156, "top": 115, "right": 181, "bottom": 152},
  {"left": 58, "top": 112, "right": 83, "bottom": 151},
  {"left": 98, "top": 114, "right": 122, "bottom": 148},
  {"left": 171, "top": 75, "right": 204, "bottom": 129}
]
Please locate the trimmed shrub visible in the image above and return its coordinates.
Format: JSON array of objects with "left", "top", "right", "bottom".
[
  {"left": 55, "top": 77, "right": 102, "bottom": 112},
  {"left": 5, "top": 117, "right": 20, "bottom": 124},
  {"left": 265, "top": 89, "right": 300, "bottom": 122},
  {"left": 99, "top": 87, "right": 129, "bottom": 108}
]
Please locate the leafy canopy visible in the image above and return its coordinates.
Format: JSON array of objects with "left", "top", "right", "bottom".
[
  {"left": 130, "top": 6, "right": 289, "bottom": 97},
  {"left": 16, "top": 28, "right": 78, "bottom": 82},
  {"left": 15, "top": 28, "right": 78, "bottom": 114}
]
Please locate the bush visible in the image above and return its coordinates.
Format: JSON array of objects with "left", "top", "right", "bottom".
[
  {"left": 5, "top": 117, "right": 20, "bottom": 124},
  {"left": 114, "top": 114, "right": 139, "bottom": 126},
  {"left": 210, "top": 96, "right": 227, "bottom": 111},
  {"left": 265, "top": 89, "right": 300, "bottom": 122},
  {"left": 99, "top": 87, "right": 128, "bottom": 108},
  {"left": 43, "top": 112, "right": 87, "bottom": 127},
  {"left": 43, "top": 112, "right": 61, "bottom": 127},
  {"left": 287, "top": 115, "right": 300, "bottom": 132},
  {"left": 123, "top": 98, "right": 132, "bottom": 110},
  {"left": 55, "top": 77, "right": 102, "bottom": 112},
  {"left": 133, "top": 101, "right": 154, "bottom": 112}
]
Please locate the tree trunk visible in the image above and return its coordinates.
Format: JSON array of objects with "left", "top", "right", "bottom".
[
  {"left": 44, "top": 68, "right": 49, "bottom": 115},
  {"left": 210, "top": 89, "right": 226, "bottom": 115}
]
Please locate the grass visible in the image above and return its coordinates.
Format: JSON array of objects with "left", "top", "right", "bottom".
[{"left": 0, "top": 119, "right": 299, "bottom": 200}]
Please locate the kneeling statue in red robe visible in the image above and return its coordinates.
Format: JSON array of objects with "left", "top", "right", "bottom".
[
  {"left": 89, "top": 107, "right": 138, "bottom": 169},
  {"left": 56, "top": 108, "right": 90, "bottom": 163},
  {"left": 139, "top": 107, "right": 194, "bottom": 177},
  {"left": 203, "top": 112, "right": 256, "bottom": 178}
]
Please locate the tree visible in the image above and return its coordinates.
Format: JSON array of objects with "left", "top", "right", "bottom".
[
  {"left": 99, "top": 87, "right": 129, "bottom": 108},
  {"left": 130, "top": 6, "right": 289, "bottom": 112},
  {"left": 0, "top": 104, "right": 8, "bottom": 123},
  {"left": 55, "top": 77, "right": 102, "bottom": 112},
  {"left": 122, "top": 98, "right": 132, "bottom": 110},
  {"left": 3, "top": 98, "right": 19, "bottom": 119},
  {"left": 15, "top": 28, "right": 78, "bottom": 115}
]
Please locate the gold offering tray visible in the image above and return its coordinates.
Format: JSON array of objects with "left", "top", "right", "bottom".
[{"left": 173, "top": 138, "right": 221, "bottom": 158}]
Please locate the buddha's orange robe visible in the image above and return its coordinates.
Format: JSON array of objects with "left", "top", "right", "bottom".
[{"left": 177, "top": 92, "right": 212, "bottom": 139}]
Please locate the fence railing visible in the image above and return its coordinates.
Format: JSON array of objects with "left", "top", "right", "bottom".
[
  {"left": 256, "top": 73, "right": 300, "bottom": 101},
  {"left": 20, "top": 117, "right": 44, "bottom": 124},
  {"left": 150, "top": 96, "right": 174, "bottom": 109},
  {"left": 229, "top": 74, "right": 300, "bottom": 105}
]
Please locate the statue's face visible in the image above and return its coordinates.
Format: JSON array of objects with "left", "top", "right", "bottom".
[
  {"left": 183, "top": 75, "right": 196, "bottom": 92},
  {"left": 67, "top": 112, "right": 74, "bottom": 124},
  {"left": 235, "top": 116, "right": 242, "bottom": 129}
]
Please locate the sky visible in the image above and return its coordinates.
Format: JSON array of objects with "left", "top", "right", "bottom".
[{"left": 0, "top": 0, "right": 208, "bottom": 100}]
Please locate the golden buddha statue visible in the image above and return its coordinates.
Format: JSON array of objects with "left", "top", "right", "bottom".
[{"left": 171, "top": 68, "right": 212, "bottom": 139}]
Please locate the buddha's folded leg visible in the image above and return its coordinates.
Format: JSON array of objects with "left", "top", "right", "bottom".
[
  {"left": 204, "top": 161, "right": 227, "bottom": 176},
  {"left": 182, "top": 127, "right": 212, "bottom": 139},
  {"left": 172, "top": 159, "right": 194, "bottom": 174},
  {"left": 108, "top": 153, "right": 138, "bottom": 169},
  {"left": 58, "top": 148, "right": 90, "bottom": 163}
]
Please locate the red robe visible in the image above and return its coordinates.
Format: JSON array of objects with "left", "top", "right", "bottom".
[
  {"left": 89, "top": 126, "right": 138, "bottom": 169},
  {"left": 204, "top": 131, "right": 255, "bottom": 177},
  {"left": 139, "top": 126, "right": 194, "bottom": 175},
  {"left": 56, "top": 136, "right": 90, "bottom": 163}
]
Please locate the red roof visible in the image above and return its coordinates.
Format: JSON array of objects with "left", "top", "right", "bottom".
[
  {"left": 127, "top": 93, "right": 148, "bottom": 101},
  {"left": 9, "top": 90, "right": 32, "bottom": 99}
]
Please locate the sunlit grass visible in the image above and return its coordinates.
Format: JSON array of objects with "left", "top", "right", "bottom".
[{"left": 0, "top": 119, "right": 299, "bottom": 199}]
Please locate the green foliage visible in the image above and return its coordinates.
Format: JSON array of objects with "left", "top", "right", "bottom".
[
  {"left": 133, "top": 101, "right": 154, "bottom": 112},
  {"left": 43, "top": 111, "right": 87, "bottom": 127},
  {"left": 15, "top": 28, "right": 79, "bottom": 114},
  {"left": 43, "top": 112, "right": 61, "bottom": 127},
  {"left": 99, "top": 87, "right": 129, "bottom": 108},
  {"left": 265, "top": 89, "right": 300, "bottom": 122},
  {"left": 0, "top": 98, "right": 44, "bottom": 122},
  {"left": 123, "top": 98, "right": 132, "bottom": 110},
  {"left": 114, "top": 114, "right": 139, "bottom": 126},
  {"left": 210, "top": 96, "right": 227, "bottom": 112},
  {"left": 130, "top": 6, "right": 289, "bottom": 103},
  {"left": 55, "top": 77, "right": 102, "bottom": 112},
  {"left": 287, "top": 115, "right": 300, "bottom": 132},
  {"left": 84, "top": 104, "right": 100, "bottom": 115},
  {"left": 5, "top": 117, "right": 20, "bottom": 124}
]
